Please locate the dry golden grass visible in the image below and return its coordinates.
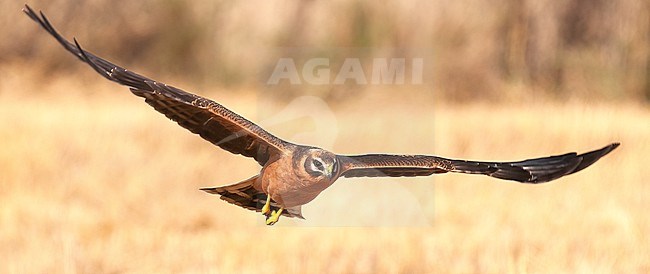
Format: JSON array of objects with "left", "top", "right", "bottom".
[{"left": 0, "top": 76, "right": 648, "bottom": 273}]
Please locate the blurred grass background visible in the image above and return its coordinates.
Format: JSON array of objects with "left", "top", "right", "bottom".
[
  {"left": 2, "top": 0, "right": 649, "bottom": 101},
  {"left": 1, "top": 0, "right": 648, "bottom": 273}
]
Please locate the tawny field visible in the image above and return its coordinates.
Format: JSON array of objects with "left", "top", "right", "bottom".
[{"left": 0, "top": 79, "right": 647, "bottom": 272}]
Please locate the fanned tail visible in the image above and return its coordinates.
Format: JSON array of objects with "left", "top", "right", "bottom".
[{"left": 201, "top": 176, "right": 304, "bottom": 219}]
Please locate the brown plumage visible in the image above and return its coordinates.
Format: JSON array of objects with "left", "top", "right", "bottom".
[{"left": 24, "top": 5, "right": 620, "bottom": 225}]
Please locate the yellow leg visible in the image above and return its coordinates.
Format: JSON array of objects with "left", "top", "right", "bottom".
[
  {"left": 261, "top": 195, "right": 272, "bottom": 216},
  {"left": 262, "top": 195, "right": 271, "bottom": 215},
  {"left": 265, "top": 208, "right": 284, "bottom": 226}
]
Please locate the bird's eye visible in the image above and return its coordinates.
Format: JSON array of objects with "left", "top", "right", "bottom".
[
  {"left": 312, "top": 159, "right": 324, "bottom": 170},
  {"left": 304, "top": 157, "right": 324, "bottom": 177}
]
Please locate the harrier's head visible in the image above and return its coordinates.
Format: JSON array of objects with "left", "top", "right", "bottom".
[{"left": 295, "top": 148, "right": 339, "bottom": 181}]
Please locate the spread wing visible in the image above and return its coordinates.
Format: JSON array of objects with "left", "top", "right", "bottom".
[
  {"left": 338, "top": 143, "right": 619, "bottom": 183},
  {"left": 24, "top": 5, "right": 292, "bottom": 166}
]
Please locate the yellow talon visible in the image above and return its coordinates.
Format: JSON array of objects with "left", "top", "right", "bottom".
[
  {"left": 261, "top": 195, "right": 272, "bottom": 216},
  {"left": 265, "top": 208, "right": 284, "bottom": 226}
]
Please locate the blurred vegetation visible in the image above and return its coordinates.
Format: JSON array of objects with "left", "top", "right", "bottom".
[
  {"left": 1, "top": 2, "right": 647, "bottom": 271},
  {"left": 1, "top": 0, "right": 648, "bottom": 102}
]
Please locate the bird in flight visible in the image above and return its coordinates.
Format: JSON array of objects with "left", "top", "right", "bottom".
[{"left": 24, "top": 5, "right": 619, "bottom": 225}]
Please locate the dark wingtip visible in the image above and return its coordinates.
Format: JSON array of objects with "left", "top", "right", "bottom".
[
  {"left": 528, "top": 142, "right": 620, "bottom": 183},
  {"left": 72, "top": 38, "right": 84, "bottom": 57},
  {"left": 72, "top": 38, "right": 91, "bottom": 65},
  {"left": 23, "top": 4, "right": 42, "bottom": 25},
  {"left": 484, "top": 142, "right": 620, "bottom": 184},
  {"left": 38, "top": 10, "right": 54, "bottom": 30},
  {"left": 72, "top": 37, "right": 114, "bottom": 79},
  {"left": 571, "top": 142, "right": 620, "bottom": 174},
  {"left": 22, "top": 4, "right": 34, "bottom": 16}
]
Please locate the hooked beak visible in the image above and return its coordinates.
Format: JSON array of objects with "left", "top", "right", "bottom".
[{"left": 326, "top": 164, "right": 334, "bottom": 177}]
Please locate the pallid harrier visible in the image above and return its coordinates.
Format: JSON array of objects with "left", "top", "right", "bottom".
[{"left": 25, "top": 5, "right": 619, "bottom": 225}]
